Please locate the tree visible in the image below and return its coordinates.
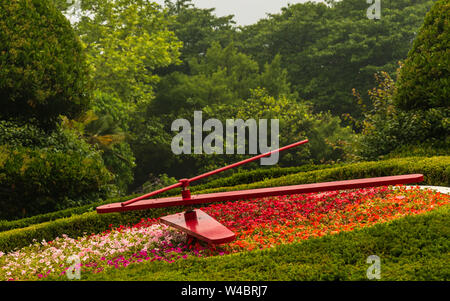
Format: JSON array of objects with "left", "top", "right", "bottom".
[
  {"left": 150, "top": 42, "right": 293, "bottom": 116},
  {"left": 394, "top": 0, "right": 449, "bottom": 110},
  {"left": 231, "top": 89, "right": 355, "bottom": 165},
  {"left": 0, "top": 0, "right": 91, "bottom": 129},
  {"left": 76, "top": 0, "right": 181, "bottom": 105},
  {"left": 238, "top": 0, "right": 435, "bottom": 119},
  {"left": 57, "top": 0, "right": 184, "bottom": 193},
  {"left": 163, "top": 0, "right": 237, "bottom": 69}
]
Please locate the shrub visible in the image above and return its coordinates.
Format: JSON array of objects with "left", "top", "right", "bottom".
[
  {"left": 0, "top": 120, "right": 117, "bottom": 220},
  {"left": 394, "top": 0, "right": 449, "bottom": 110},
  {"left": 0, "top": 145, "right": 114, "bottom": 220},
  {"left": 0, "top": 0, "right": 91, "bottom": 129},
  {"left": 0, "top": 120, "right": 98, "bottom": 154},
  {"left": 357, "top": 107, "right": 449, "bottom": 160},
  {"left": 355, "top": 72, "right": 449, "bottom": 160}
]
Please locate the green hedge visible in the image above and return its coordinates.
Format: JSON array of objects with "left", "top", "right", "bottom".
[
  {"left": 196, "top": 156, "right": 450, "bottom": 194},
  {"left": 0, "top": 195, "right": 131, "bottom": 232},
  {"left": 1, "top": 156, "right": 448, "bottom": 252},
  {"left": 54, "top": 205, "right": 450, "bottom": 281}
]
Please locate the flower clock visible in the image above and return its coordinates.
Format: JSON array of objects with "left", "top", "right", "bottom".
[{"left": 1, "top": 185, "right": 448, "bottom": 280}]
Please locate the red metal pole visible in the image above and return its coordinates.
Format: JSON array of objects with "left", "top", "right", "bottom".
[
  {"left": 121, "top": 139, "right": 308, "bottom": 207},
  {"left": 189, "top": 139, "right": 309, "bottom": 182}
]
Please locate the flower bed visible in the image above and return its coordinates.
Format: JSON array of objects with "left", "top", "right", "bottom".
[
  {"left": 207, "top": 186, "right": 449, "bottom": 252},
  {"left": 1, "top": 185, "right": 448, "bottom": 281},
  {"left": 0, "top": 223, "right": 196, "bottom": 281}
]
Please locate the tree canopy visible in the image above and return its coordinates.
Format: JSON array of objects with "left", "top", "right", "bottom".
[
  {"left": 237, "top": 0, "right": 436, "bottom": 118},
  {"left": 0, "top": 0, "right": 91, "bottom": 129},
  {"left": 394, "top": 0, "right": 449, "bottom": 110}
]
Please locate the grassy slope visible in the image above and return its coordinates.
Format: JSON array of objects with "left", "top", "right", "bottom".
[{"left": 66, "top": 205, "right": 450, "bottom": 281}]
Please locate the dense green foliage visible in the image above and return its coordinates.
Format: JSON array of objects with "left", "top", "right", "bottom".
[
  {"left": 0, "top": 0, "right": 91, "bottom": 128},
  {"left": 0, "top": 144, "right": 113, "bottom": 220},
  {"left": 394, "top": 0, "right": 449, "bottom": 110},
  {"left": 58, "top": 205, "right": 450, "bottom": 280},
  {"left": 73, "top": 0, "right": 182, "bottom": 110},
  {"left": 56, "top": 0, "right": 184, "bottom": 192},
  {"left": 49, "top": 0, "right": 444, "bottom": 193},
  {"left": 127, "top": 0, "right": 438, "bottom": 189},
  {"left": 238, "top": 0, "right": 435, "bottom": 117},
  {"left": 0, "top": 120, "right": 117, "bottom": 220},
  {"left": 355, "top": 72, "right": 449, "bottom": 160},
  {"left": 1, "top": 156, "right": 447, "bottom": 250}
]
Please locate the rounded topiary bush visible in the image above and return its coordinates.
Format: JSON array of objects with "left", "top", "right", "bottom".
[
  {"left": 0, "top": 0, "right": 91, "bottom": 129},
  {"left": 394, "top": 0, "right": 449, "bottom": 110}
]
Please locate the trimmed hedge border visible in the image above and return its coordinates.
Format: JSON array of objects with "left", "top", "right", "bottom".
[
  {"left": 0, "top": 156, "right": 448, "bottom": 252},
  {"left": 0, "top": 195, "right": 135, "bottom": 232},
  {"left": 195, "top": 156, "right": 450, "bottom": 194}
]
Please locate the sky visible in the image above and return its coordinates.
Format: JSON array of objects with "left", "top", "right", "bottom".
[{"left": 154, "top": 0, "right": 327, "bottom": 26}]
